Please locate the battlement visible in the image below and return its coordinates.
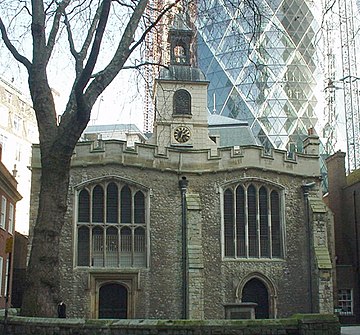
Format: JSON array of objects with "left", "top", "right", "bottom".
[{"left": 32, "top": 137, "right": 321, "bottom": 177}]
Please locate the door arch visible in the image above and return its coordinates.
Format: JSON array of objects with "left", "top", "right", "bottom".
[
  {"left": 98, "top": 283, "right": 128, "bottom": 319},
  {"left": 242, "top": 278, "right": 270, "bottom": 319}
]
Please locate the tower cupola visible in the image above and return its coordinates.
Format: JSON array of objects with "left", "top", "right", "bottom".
[{"left": 168, "top": 13, "right": 193, "bottom": 66}]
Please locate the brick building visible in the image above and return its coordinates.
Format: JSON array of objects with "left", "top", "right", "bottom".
[
  {"left": 28, "top": 15, "right": 335, "bottom": 319},
  {"left": 10, "top": 231, "right": 28, "bottom": 308},
  {"left": 324, "top": 151, "right": 360, "bottom": 323},
  {"left": 0, "top": 77, "right": 38, "bottom": 235},
  {"left": 0, "top": 147, "right": 22, "bottom": 309}
]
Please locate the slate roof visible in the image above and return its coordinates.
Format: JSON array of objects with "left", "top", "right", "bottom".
[
  {"left": 208, "top": 114, "right": 259, "bottom": 147},
  {"left": 159, "top": 65, "right": 207, "bottom": 82},
  {"left": 84, "top": 124, "right": 142, "bottom": 133}
]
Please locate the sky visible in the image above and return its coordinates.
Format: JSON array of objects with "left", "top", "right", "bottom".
[
  {"left": 0, "top": 2, "right": 149, "bottom": 235},
  {"left": 0, "top": 0, "right": 147, "bottom": 131}
]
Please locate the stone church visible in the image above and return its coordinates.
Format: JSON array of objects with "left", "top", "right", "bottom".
[{"left": 29, "top": 15, "right": 335, "bottom": 319}]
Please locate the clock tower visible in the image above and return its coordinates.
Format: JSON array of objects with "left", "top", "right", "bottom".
[{"left": 149, "top": 12, "right": 218, "bottom": 155}]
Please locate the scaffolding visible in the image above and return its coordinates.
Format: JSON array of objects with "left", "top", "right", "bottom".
[{"left": 338, "top": 0, "right": 360, "bottom": 172}]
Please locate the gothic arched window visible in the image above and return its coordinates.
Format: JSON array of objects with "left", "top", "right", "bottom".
[
  {"left": 223, "top": 181, "right": 284, "bottom": 259},
  {"left": 76, "top": 180, "right": 148, "bottom": 268}
]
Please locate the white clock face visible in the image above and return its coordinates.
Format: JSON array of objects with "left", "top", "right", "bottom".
[{"left": 174, "top": 126, "right": 191, "bottom": 143}]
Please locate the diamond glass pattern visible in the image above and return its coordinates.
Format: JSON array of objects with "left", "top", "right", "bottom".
[{"left": 196, "top": 0, "right": 322, "bottom": 152}]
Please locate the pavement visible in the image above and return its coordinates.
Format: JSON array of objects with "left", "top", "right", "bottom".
[{"left": 341, "top": 326, "right": 360, "bottom": 334}]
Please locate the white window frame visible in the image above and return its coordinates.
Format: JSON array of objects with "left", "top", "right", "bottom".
[
  {"left": 8, "top": 203, "right": 14, "bottom": 234},
  {"left": 338, "top": 289, "right": 353, "bottom": 316},
  {"left": 0, "top": 196, "right": 6, "bottom": 229}
]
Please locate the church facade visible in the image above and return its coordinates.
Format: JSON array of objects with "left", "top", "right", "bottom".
[{"left": 29, "top": 15, "right": 335, "bottom": 319}]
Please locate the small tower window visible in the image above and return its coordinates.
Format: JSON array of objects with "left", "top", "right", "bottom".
[
  {"left": 174, "top": 89, "right": 191, "bottom": 115},
  {"left": 174, "top": 45, "right": 186, "bottom": 64}
]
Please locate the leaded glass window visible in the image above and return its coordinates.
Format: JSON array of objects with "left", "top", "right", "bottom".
[
  {"left": 223, "top": 181, "right": 284, "bottom": 259},
  {"left": 76, "top": 180, "right": 148, "bottom": 268}
]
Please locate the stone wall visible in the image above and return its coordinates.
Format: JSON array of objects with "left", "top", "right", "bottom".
[
  {"left": 0, "top": 314, "right": 340, "bottom": 335},
  {"left": 41, "top": 165, "right": 321, "bottom": 319}
]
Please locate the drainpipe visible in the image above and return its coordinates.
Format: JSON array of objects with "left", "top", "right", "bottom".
[
  {"left": 302, "top": 182, "right": 315, "bottom": 313},
  {"left": 179, "top": 176, "right": 189, "bottom": 319},
  {"left": 353, "top": 191, "right": 359, "bottom": 319}
]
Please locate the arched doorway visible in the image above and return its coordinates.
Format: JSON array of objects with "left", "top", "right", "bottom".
[
  {"left": 98, "top": 283, "right": 128, "bottom": 319},
  {"left": 242, "top": 278, "right": 269, "bottom": 319}
]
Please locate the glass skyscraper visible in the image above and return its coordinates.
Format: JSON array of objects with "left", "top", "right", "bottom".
[{"left": 195, "top": 0, "right": 325, "bottom": 153}]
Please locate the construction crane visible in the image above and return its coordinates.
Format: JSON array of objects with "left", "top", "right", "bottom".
[
  {"left": 323, "top": 0, "right": 338, "bottom": 156},
  {"left": 338, "top": 0, "right": 360, "bottom": 172}
]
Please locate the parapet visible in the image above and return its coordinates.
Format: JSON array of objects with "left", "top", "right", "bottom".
[{"left": 32, "top": 138, "right": 321, "bottom": 178}]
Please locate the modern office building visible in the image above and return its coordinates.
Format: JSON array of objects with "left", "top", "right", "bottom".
[{"left": 195, "top": 0, "right": 325, "bottom": 154}]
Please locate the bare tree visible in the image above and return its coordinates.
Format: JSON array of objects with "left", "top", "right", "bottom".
[
  {"left": 0, "top": 0, "right": 267, "bottom": 317},
  {"left": 0, "top": 0, "right": 180, "bottom": 317}
]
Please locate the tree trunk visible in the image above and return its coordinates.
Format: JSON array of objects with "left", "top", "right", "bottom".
[{"left": 21, "top": 151, "right": 72, "bottom": 317}]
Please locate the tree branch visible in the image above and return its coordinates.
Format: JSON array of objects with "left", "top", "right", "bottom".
[
  {"left": 64, "top": 1, "right": 104, "bottom": 78},
  {"left": 74, "top": 0, "right": 112, "bottom": 121},
  {"left": 85, "top": 0, "right": 178, "bottom": 106},
  {"left": 64, "top": 13, "right": 78, "bottom": 59},
  {"left": 128, "top": 0, "right": 181, "bottom": 55},
  {"left": 78, "top": 2, "right": 104, "bottom": 64},
  {"left": 0, "top": 16, "right": 32, "bottom": 70},
  {"left": 122, "top": 61, "right": 169, "bottom": 70},
  {"left": 31, "top": 0, "right": 47, "bottom": 66},
  {"left": 46, "top": 0, "right": 71, "bottom": 61}
]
